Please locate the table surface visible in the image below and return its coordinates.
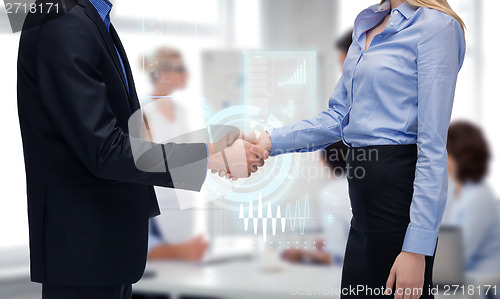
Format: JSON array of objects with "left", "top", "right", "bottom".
[
  {"left": 134, "top": 260, "right": 342, "bottom": 299},
  {"left": 133, "top": 260, "right": 484, "bottom": 299}
]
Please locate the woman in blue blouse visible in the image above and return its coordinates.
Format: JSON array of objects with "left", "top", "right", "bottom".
[{"left": 247, "top": 0, "right": 466, "bottom": 297}]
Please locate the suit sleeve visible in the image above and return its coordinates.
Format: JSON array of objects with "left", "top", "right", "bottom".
[{"left": 34, "top": 16, "right": 207, "bottom": 191}]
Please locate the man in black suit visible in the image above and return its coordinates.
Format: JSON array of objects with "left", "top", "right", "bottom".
[{"left": 16, "top": 0, "right": 267, "bottom": 298}]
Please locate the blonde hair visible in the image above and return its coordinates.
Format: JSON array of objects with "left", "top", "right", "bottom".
[
  {"left": 143, "top": 47, "right": 183, "bottom": 83},
  {"left": 381, "top": 0, "right": 465, "bottom": 31}
]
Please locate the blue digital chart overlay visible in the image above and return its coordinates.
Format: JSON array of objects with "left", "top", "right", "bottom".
[
  {"left": 239, "top": 193, "right": 310, "bottom": 242},
  {"left": 243, "top": 51, "right": 317, "bottom": 123},
  {"left": 203, "top": 105, "right": 299, "bottom": 212},
  {"left": 235, "top": 51, "right": 318, "bottom": 241}
]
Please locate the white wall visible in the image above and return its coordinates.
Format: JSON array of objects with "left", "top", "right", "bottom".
[
  {"left": 0, "top": 29, "right": 28, "bottom": 249},
  {"left": 0, "top": 0, "right": 498, "bottom": 254},
  {"left": 481, "top": 0, "right": 500, "bottom": 196}
]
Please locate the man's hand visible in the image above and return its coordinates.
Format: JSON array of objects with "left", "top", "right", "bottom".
[
  {"left": 209, "top": 131, "right": 243, "bottom": 154},
  {"left": 211, "top": 130, "right": 272, "bottom": 179},
  {"left": 208, "top": 136, "right": 268, "bottom": 179},
  {"left": 385, "top": 251, "right": 426, "bottom": 299}
]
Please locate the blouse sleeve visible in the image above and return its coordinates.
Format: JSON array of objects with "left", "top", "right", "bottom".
[
  {"left": 268, "top": 76, "right": 349, "bottom": 156},
  {"left": 402, "top": 17, "right": 466, "bottom": 256}
]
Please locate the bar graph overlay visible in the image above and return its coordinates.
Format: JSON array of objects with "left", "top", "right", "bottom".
[
  {"left": 277, "top": 59, "right": 307, "bottom": 87},
  {"left": 244, "top": 52, "right": 315, "bottom": 98}
]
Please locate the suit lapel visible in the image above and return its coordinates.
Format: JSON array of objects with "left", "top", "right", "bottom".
[
  {"left": 80, "top": 0, "right": 130, "bottom": 100},
  {"left": 110, "top": 25, "right": 141, "bottom": 112}
]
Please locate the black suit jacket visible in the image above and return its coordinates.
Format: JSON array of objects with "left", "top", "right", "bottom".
[{"left": 17, "top": 0, "right": 207, "bottom": 286}]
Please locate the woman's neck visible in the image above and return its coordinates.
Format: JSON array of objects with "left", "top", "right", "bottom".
[
  {"left": 152, "top": 86, "right": 175, "bottom": 98},
  {"left": 389, "top": 0, "right": 405, "bottom": 9}
]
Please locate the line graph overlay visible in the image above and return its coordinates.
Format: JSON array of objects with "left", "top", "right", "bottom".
[{"left": 239, "top": 194, "right": 310, "bottom": 242}]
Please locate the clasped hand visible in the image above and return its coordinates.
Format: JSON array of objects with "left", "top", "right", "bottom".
[{"left": 207, "top": 131, "right": 272, "bottom": 179}]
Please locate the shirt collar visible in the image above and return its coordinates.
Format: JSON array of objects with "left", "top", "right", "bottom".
[
  {"left": 376, "top": 0, "right": 417, "bottom": 20},
  {"left": 88, "top": 0, "right": 113, "bottom": 23}
]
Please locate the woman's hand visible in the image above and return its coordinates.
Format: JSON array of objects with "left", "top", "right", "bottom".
[
  {"left": 255, "top": 130, "right": 272, "bottom": 151},
  {"left": 385, "top": 251, "right": 426, "bottom": 299}
]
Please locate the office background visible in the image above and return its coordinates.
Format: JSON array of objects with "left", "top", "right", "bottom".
[{"left": 0, "top": 0, "right": 499, "bottom": 298}]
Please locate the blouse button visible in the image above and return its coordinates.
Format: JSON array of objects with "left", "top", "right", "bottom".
[
  {"left": 394, "top": 11, "right": 399, "bottom": 15},
  {"left": 390, "top": 22, "right": 395, "bottom": 26}
]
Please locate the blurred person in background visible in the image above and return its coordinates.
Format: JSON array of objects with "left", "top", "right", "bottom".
[
  {"left": 142, "top": 48, "right": 209, "bottom": 262},
  {"left": 142, "top": 48, "right": 190, "bottom": 125},
  {"left": 148, "top": 48, "right": 188, "bottom": 100},
  {"left": 147, "top": 219, "right": 208, "bottom": 262},
  {"left": 282, "top": 31, "right": 353, "bottom": 265},
  {"left": 335, "top": 29, "right": 354, "bottom": 71},
  {"left": 282, "top": 142, "right": 352, "bottom": 265},
  {"left": 442, "top": 121, "right": 500, "bottom": 275}
]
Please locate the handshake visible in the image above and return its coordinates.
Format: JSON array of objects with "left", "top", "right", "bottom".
[{"left": 207, "top": 131, "right": 273, "bottom": 179}]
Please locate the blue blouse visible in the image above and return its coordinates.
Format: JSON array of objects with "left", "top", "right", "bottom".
[{"left": 269, "top": 1, "right": 466, "bottom": 256}]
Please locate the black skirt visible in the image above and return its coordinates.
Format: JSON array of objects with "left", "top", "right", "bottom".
[{"left": 341, "top": 144, "right": 435, "bottom": 298}]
